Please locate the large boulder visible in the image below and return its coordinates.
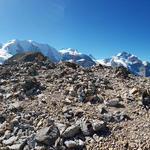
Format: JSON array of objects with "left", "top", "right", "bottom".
[
  {"left": 4, "top": 51, "right": 49, "bottom": 64},
  {"left": 35, "top": 124, "right": 60, "bottom": 146}
]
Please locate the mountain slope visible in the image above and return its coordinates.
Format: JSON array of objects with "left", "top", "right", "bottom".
[
  {"left": 97, "top": 52, "right": 150, "bottom": 77},
  {"left": 0, "top": 39, "right": 61, "bottom": 64},
  {"left": 59, "top": 48, "right": 96, "bottom": 67}
]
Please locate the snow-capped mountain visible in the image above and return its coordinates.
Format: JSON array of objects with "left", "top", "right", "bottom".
[
  {"left": 59, "top": 48, "right": 96, "bottom": 67},
  {"left": 0, "top": 39, "right": 61, "bottom": 64},
  {"left": 97, "top": 52, "right": 150, "bottom": 77},
  {"left": 1, "top": 40, "right": 150, "bottom": 76},
  {"left": 0, "top": 40, "right": 96, "bottom": 67}
]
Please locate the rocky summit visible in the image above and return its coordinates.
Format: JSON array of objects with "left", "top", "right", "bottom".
[{"left": 0, "top": 51, "right": 150, "bottom": 150}]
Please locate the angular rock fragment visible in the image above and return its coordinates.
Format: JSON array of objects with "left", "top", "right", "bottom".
[
  {"left": 2, "top": 136, "right": 18, "bottom": 146},
  {"left": 55, "top": 123, "right": 66, "bottom": 135},
  {"left": 142, "top": 89, "right": 150, "bottom": 109},
  {"left": 35, "top": 124, "right": 59, "bottom": 146},
  {"left": 62, "top": 125, "right": 80, "bottom": 138},
  {"left": 64, "top": 140, "right": 77, "bottom": 148},
  {"left": 104, "top": 98, "right": 120, "bottom": 107},
  {"left": 91, "top": 120, "right": 106, "bottom": 132},
  {"left": 80, "top": 120, "right": 93, "bottom": 136}
]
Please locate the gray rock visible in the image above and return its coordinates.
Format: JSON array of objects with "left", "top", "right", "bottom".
[
  {"left": 3, "top": 136, "right": 18, "bottom": 146},
  {"left": 62, "top": 125, "right": 80, "bottom": 138},
  {"left": 11, "top": 116, "right": 20, "bottom": 127},
  {"left": 55, "top": 123, "right": 66, "bottom": 135},
  {"left": 64, "top": 140, "right": 77, "bottom": 148},
  {"left": 76, "top": 139, "right": 85, "bottom": 147},
  {"left": 4, "top": 130, "right": 11, "bottom": 139},
  {"left": 9, "top": 102, "right": 23, "bottom": 111},
  {"left": 35, "top": 124, "right": 59, "bottom": 146},
  {"left": 8, "top": 143, "right": 24, "bottom": 150},
  {"left": 80, "top": 120, "right": 92, "bottom": 136},
  {"left": 103, "top": 113, "right": 114, "bottom": 122},
  {"left": 91, "top": 120, "right": 106, "bottom": 131},
  {"left": 104, "top": 98, "right": 120, "bottom": 107}
]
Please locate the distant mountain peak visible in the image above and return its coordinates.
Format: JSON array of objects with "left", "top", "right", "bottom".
[
  {"left": 97, "top": 52, "right": 150, "bottom": 77},
  {"left": 59, "top": 48, "right": 81, "bottom": 55},
  {"left": 59, "top": 48, "right": 96, "bottom": 67},
  {"left": 116, "top": 51, "right": 131, "bottom": 56}
]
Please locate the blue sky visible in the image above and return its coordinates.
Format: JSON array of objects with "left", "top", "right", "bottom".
[{"left": 0, "top": 0, "right": 150, "bottom": 60}]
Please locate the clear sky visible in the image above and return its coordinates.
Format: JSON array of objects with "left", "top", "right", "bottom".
[{"left": 0, "top": 0, "right": 150, "bottom": 60}]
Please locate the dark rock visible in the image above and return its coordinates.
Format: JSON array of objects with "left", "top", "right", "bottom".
[
  {"left": 62, "top": 125, "right": 80, "bottom": 138},
  {"left": 0, "top": 115, "right": 5, "bottom": 124},
  {"left": 35, "top": 124, "right": 59, "bottom": 146},
  {"left": 22, "top": 77, "right": 45, "bottom": 96},
  {"left": 142, "top": 89, "right": 150, "bottom": 109},
  {"left": 114, "top": 66, "right": 130, "bottom": 78},
  {"left": 104, "top": 98, "right": 120, "bottom": 107},
  {"left": 63, "top": 61, "right": 79, "bottom": 69},
  {"left": 4, "top": 51, "right": 48, "bottom": 64},
  {"left": 0, "top": 69, "right": 12, "bottom": 79}
]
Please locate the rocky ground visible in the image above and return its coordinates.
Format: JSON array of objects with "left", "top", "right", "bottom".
[{"left": 0, "top": 52, "right": 150, "bottom": 150}]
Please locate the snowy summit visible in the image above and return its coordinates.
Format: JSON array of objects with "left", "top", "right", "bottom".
[{"left": 97, "top": 52, "right": 150, "bottom": 77}]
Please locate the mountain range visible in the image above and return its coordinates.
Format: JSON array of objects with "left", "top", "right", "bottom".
[
  {"left": 0, "top": 39, "right": 96, "bottom": 67},
  {"left": 0, "top": 39, "right": 150, "bottom": 76}
]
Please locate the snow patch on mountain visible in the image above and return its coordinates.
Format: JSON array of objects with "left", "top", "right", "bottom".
[
  {"left": 77, "top": 59, "right": 85, "bottom": 62},
  {"left": 60, "top": 48, "right": 81, "bottom": 55}
]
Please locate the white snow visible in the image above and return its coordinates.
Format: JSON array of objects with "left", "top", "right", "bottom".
[
  {"left": 59, "top": 48, "right": 82, "bottom": 55},
  {"left": 143, "top": 61, "right": 148, "bottom": 66},
  {"left": 97, "top": 59, "right": 108, "bottom": 65},
  {"left": 116, "top": 52, "right": 122, "bottom": 57},
  {"left": 77, "top": 59, "right": 85, "bottom": 62}
]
